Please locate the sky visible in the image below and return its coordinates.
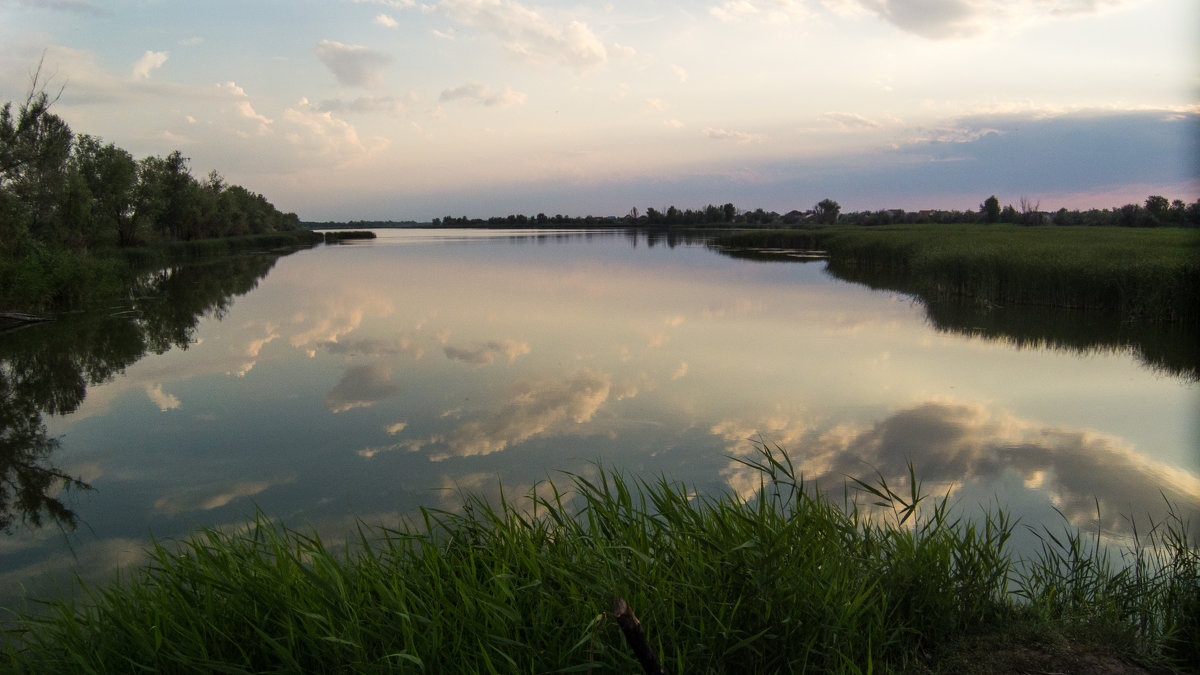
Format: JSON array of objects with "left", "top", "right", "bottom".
[{"left": 1, "top": 0, "right": 1197, "bottom": 221}]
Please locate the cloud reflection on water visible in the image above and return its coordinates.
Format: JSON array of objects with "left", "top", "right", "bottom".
[
  {"left": 443, "top": 339, "right": 531, "bottom": 366},
  {"left": 717, "top": 400, "right": 1200, "bottom": 536},
  {"left": 324, "top": 363, "right": 400, "bottom": 413}
]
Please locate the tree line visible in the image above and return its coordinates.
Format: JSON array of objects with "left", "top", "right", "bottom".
[
  {"left": 1, "top": 74, "right": 300, "bottom": 259},
  {"left": 435, "top": 194, "right": 1199, "bottom": 231}
]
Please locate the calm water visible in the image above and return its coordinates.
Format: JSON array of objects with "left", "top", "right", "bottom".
[{"left": 2, "top": 229, "right": 1197, "bottom": 609}]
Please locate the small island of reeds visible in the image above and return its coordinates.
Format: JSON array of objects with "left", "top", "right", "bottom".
[
  {"left": 713, "top": 225, "right": 1200, "bottom": 325},
  {"left": 322, "top": 230, "right": 378, "bottom": 243},
  {"left": 4, "top": 447, "right": 1196, "bottom": 673}
]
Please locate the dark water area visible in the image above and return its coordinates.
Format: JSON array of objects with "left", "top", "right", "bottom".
[{"left": 2, "top": 229, "right": 1196, "bottom": 611}]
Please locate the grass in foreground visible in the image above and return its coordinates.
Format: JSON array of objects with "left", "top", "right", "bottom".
[
  {"left": 715, "top": 225, "right": 1200, "bottom": 324},
  {"left": 4, "top": 447, "right": 1197, "bottom": 673}
]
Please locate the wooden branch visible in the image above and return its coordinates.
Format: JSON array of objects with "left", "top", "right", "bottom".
[{"left": 612, "top": 598, "right": 665, "bottom": 675}]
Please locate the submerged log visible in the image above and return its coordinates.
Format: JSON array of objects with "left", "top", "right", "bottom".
[
  {"left": 0, "top": 312, "right": 52, "bottom": 331},
  {"left": 613, "top": 598, "right": 665, "bottom": 675}
]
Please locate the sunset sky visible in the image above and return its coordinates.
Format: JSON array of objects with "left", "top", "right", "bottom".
[{"left": 1, "top": 0, "right": 1197, "bottom": 220}]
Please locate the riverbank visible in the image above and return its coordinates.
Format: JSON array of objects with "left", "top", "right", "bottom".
[
  {"left": 4, "top": 447, "right": 1195, "bottom": 673},
  {"left": 713, "top": 225, "right": 1200, "bottom": 324},
  {"left": 0, "top": 230, "right": 324, "bottom": 315}
]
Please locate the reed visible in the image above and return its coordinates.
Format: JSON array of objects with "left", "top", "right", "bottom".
[
  {"left": 715, "top": 225, "right": 1200, "bottom": 323},
  {"left": 4, "top": 445, "right": 1196, "bottom": 673}
]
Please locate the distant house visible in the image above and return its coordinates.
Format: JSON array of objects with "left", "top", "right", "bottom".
[{"left": 782, "top": 209, "right": 813, "bottom": 225}]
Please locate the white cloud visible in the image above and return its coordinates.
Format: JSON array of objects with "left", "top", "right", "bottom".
[
  {"left": 314, "top": 94, "right": 412, "bottom": 115},
  {"left": 283, "top": 98, "right": 390, "bottom": 164},
  {"left": 710, "top": 0, "right": 811, "bottom": 24},
  {"left": 703, "top": 127, "right": 762, "bottom": 142},
  {"left": 374, "top": 13, "right": 399, "bottom": 27},
  {"left": 438, "top": 0, "right": 607, "bottom": 70},
  {"left": 821, "top": 111, "right": 883, "bottom": 128},
  {"left": 144, "top": 383, "right": 180, "bottom": 411},
  {"left": 314, "top": 39, "right": 392, "bottom": 88},
  {"left": 670, "top": 64, "right": 688, "bottom": 83},
  {"left": 353, "top": 0, "right": 415, "bottom": 6},
  {"left": 132, "top": 50, "right": 167, "bottom": 79},
  {"left": 216, "top": 81, "right": 273, "bottom": 135},
  {"left": 610, "top": 43, "right": 637, "bottom": 60},
  {"left": 439, "top": 81, "right": 527, "bottom": 107}
]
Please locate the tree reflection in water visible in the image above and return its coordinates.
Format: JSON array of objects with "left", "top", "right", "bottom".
[{"left": 0, "top": 251, "right": 300, "bottom": 534}]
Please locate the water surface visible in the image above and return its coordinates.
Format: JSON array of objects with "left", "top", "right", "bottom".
[{"left": 2, "top": 229, "right": 1197, "bottom": 609}]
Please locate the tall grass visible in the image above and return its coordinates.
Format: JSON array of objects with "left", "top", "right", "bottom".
[
  {"left": 715, "top": 225, "right": 1200, "bottom": 323},
  {"left": 4, "top": 446, "right": 1196, "bottom": 673}
]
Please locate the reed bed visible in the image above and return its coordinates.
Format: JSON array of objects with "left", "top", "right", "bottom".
[
  {"left": 4, "top": 446, "right": 1197, "bottom": 673},
  {"left": 715, "top": 225, "right": 1200, "bottom": 324}
]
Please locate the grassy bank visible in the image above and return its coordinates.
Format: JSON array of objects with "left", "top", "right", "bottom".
[
  {"left": 714, "top": 225, "right": 1200, "bottom": 324},
  {"left": 0, "top": 230, "right": 323, "bottom": 314},
  {"left": 4, "top": 448, "right": 1196, "bottom": 673}
]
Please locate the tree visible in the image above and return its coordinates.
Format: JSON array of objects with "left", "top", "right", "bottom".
[
  {"left": 72, "top": 134, "right": 138, "bottom": 246},
  {"left": 1019, "top": 196, "right": 1041, "bottom": 226},
  {"left": 814, "top": 198, "right": 840, "bottom": 225},
  {"left": 0, "top": 66, "right": 74, "bottom": 249},
  {"left": 981, "top": 195, "right": 1000, "bottom": 223}
]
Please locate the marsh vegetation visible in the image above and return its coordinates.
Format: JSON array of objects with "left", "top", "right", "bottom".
[{"left": 4, "top": 446, "right": 1196, "bottom": 673}]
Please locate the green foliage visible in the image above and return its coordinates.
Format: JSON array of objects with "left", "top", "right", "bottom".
[
  {"left": 4, "top": 445, "right": 1194, "bottom": 672},
  {"left": 981, "top": 195, "right": 1001, "bottom": 223},
  {"left": 815, "top": 198, "right": 841, "bottom": 225},
  {"left": 1, "top": 81, "right": 304, "bottom": 312},
  {"left": 715, "top": 225, "right": 1200, "bottom": 324}
]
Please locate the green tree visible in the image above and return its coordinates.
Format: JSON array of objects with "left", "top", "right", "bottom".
[
  {"left": 981, "top": 195, "right": 1000, "bottom": 223},
  {"left": 71, "top": 134, "right": 139, "bottom": 246},
  {"left": 0, "top": 75, "right": 74, "bottom": 249},
  {"left": 814, "top": 198, "right": 840, "bottom": 225}
]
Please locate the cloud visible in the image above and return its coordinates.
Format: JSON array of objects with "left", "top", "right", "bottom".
[
  {"left": 283, "top": 98, "right": 390, "bottom": 164},
  {"left": 324, "top": 363, "right": 400, "bottom": 412},
  {"left": 443, "top": 338, "right": 531, "bottom": 365},
  {"left": 6, "top": 0, "right": 100, "bottom": 12},
  {"left": 703, "top": 127, "right": 762, "bottom": 143},
  {"left": 710, "top": 0, "right": 811, "bottom": 24},
  {"left": 439, "top": 81, "right": 527, "bottom": 108},
  {"left": 847, "top": 0, "right": 1134, "bottom": 40},
  {"left": 132, "top": 50, "right": 167, "bottom": 79},
  {"left": 154, "top": 481, "right": 274, "bottom": 515},
  {"left": 670, "top": 64, "right": 688, "bottom": 83},
  {"left": 374, "top": 13, "right": 399, "bottom": 27},
  {"left": 354, "top": 0, "right": 415, "bottom": 6},
  {"left": 438, "top": 0, "right": 607, "bottom": 70},
  {"left": 428, "top": 369, "right": 613, "bottom": 460},
  {"left": 314, "top": 39, "right": 392, "bottom": 88},
  {"left": 313, "top": 94, "right": 412, "bottom": 115},
  {"left": 715, "top": 401, "right": 1200, "bottom": 535},
  {"left": 322, "top": 335, "right": 424, "bottom": 358},
  {"left": 822, "top": 111, "right": 882, "bottom": 129},
  {"left": 144, "top": 383, "right": 180, "bottom": 411}
]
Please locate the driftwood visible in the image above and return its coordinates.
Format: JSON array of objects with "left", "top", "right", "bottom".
[
  {"left": 612, "top": 598, "right": 664, "bottom": 675},
  {"left": 0, "top": 312, "right": 51, "bottom": 333}
]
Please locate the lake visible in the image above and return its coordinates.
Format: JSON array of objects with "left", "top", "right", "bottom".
[{"left": 2, "top": 228, "right": 1197, "bottom": 611}]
